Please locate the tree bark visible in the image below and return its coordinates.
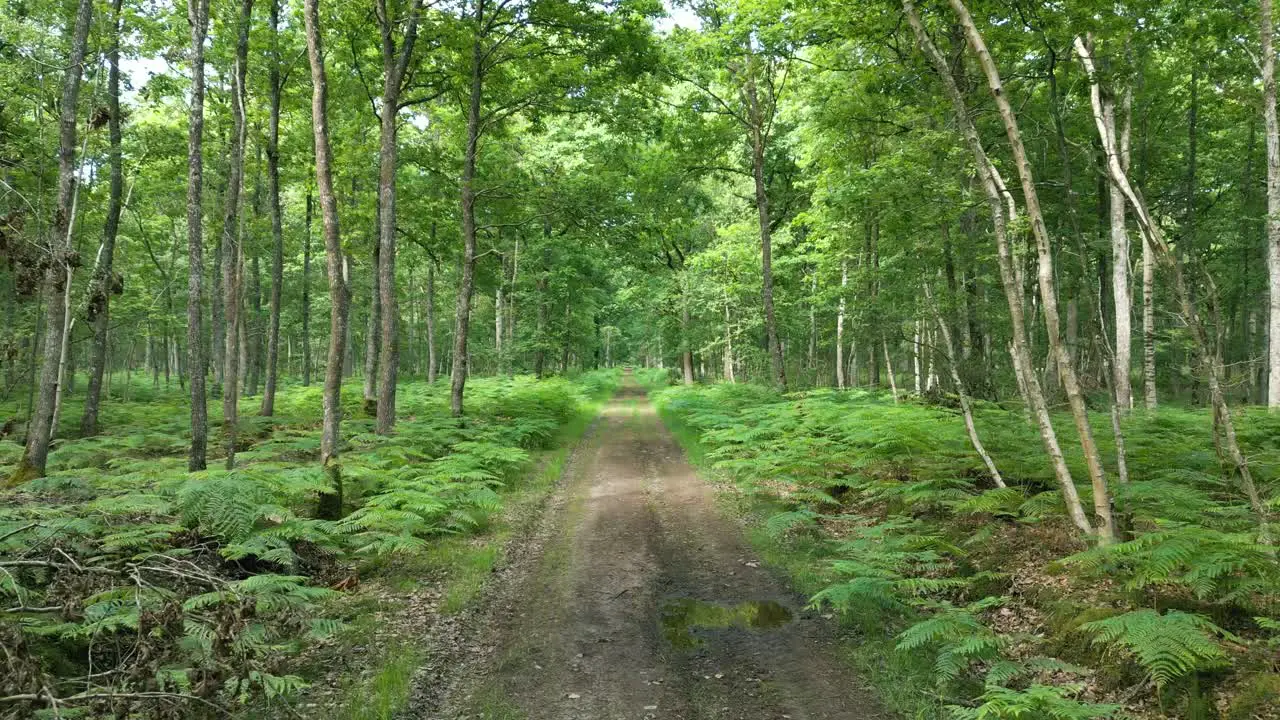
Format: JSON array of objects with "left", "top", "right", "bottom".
[
  {"left": 302, "top": 190, "right": 314, "bottom": 386},
  {"left": 451, "top": 0, "right": 485, "bottom": 417},
  {"left": 950, "top": 0, "right": 1115, "bottom": 544},
  {"left": 427, "top": 255, "right": 438, "bottom": 383},
  {"left": 304, "top": 0, "right": 349, "bottom": 519},
  {"left": 262, "top": 0, "right": 285, "bottom": 416},
  {"left": 836, "top": 259, "right": 847, "bottom": 389},
  {"left": 743, "top": 60, "right": 786, "bottom": 391},
  {"left": 221, "top": 0, "right": 253, "bottom": 469},
  {"left": 10, "top": 0, "right": 94, "bottom": 484},
  {"left": 183, "top": 0, "right": 211, "bottom": 471},
  {"left": 925, "top": 280, "right": 1005, "bottom": 488},
  {"left": 903, "top": 0, "right": 1096, "bottom": 538},
  {"left": 80, "top": 0, "right": 124, "bottom": 438},
  {"left": 375, "top": 0, "right": 424, "bottom": 434},
  {"left": 363, "top": 241, "right": 380, "bottom": 414},
  {"left": 1112, "top": 81, "right": 1134, "bottom": 413},
  {"left": 1078, "top": 33, "right": 1271, "bottom": 541},
  {"left": 1264, "top": 0, "right": 1280, "bottom": 409}
]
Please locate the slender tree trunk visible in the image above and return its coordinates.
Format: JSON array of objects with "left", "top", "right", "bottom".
[
  {"left": 302, "top": 190, "right": 314, "bottom": 386},
  {"left": 836, "top": 259, "right": 847, "bottom": 389},
  {"left": 723, "top": 290, "right": 735, "bottom": 383},
  {"left": 1078, "top": 33, "right": 1270, "bottom": 542},
  {"left": 427, "top": 256, "right": 438, "bottom": 383},
  {"left": 10, "top": 0, "right": 93, "bottom": 484},
  {"left": 744, "top": 62, "right": 786, "bottom": 391},
  {"left": 926, "top": 281, "right": 1005, "bottom": 488},
  {"left": 1112, "top": 82, "right": 1134, "bottom": 413},
  {"left": 49, "top": 269, "right": 74, "bottom": 439},
  {"left": 262, "top": 0, "right": 285, "bottom": 416},
  {"left": 184, "top": 0, "right": 211, "bottom": 471},
  {"left": 1264, "top": 0, "right": 1280, "bottom": 409},
  {"left": 374, "top": 0, "right": 423, "bottom": 433},
  {"left": 451, "top": 0, "right": 485, "bottom": 417},
  {"left": 883, "top": 338, "right": 898, "bottom": 403},
  {"left": 304, "top": 0, "right": 349, "bottom": 519},
  {"left": 80, "top": 0, "right": 124, "bottom": 437},
  {"left": 950, "top": 1, "right": 1115, "bottom": 544},
  {"left": 904, "top": 1, "right": 1097, "bottom": 538},
  {"left": 363, "top": 241, "right": 380, "bottom": 413},
  {"left": 221, "top": 0, "right": 252, "bottom": 470},
  {"left": 681, "top": 284, "right": 694, "bottom": 385}
]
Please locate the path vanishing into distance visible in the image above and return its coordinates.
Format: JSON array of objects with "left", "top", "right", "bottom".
[{"left": 423, "top": 374, "right": 885, "bottom": 720}]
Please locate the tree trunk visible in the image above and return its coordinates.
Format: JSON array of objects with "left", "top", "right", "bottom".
[
  {"left": 221, "top": 0, "right": 252, "bottom": 470},
  {"left": 723, "top": 290, "right": 735, "bottom": 383},
  {"left": 262, "top": 0, "right": 285, "bottom": 416},
  {"left": 304, "top": 0, "right": 349, "bottom": 519},
  {"left": 904, "top": 1, "right": 1097, "bottom": 538},
  {"left": 363, "top": 241, "right": 380, "bottom": 414},
  {"left": 1112, "top": 82, "right": 1134, "bottom": 413},
  {"left": 744, "top": 61, "right": 786, "bottom": 391},
  {"left": 925, "top": 281, "right": 1005, "bottom": 488},
  {"left": 10, "top": 0, "right": 94, "bottom": 484},
  {"left": 374, "top": 0, "right": 423, "bottom": 433},
  {"left": 451, "top": 0, "right": 485, "bottom": 417},
  {"left": 1078, "top": 33, "right": 1271, "bottom": 542},
  {"left": 427, "top": 256, "right": 438, "bottom": 383},
  {"left": 950, "top": 1, "right": 1115, "bottom": 544},
  {"left": 681, "top": 284, "right": 694, "bottom": 385},
  {"left": 836, "top": 259, "right": 847, "bottom": 389},
  {"left": 80, "top": 0, "right": 124, "bottom": 437},
  {"left": 1264, "top": 0, "right": 1280, "bottom": 409},
  {"left": 183, "top": 0, "right": 211, "bottom": 471},
  {"left": 302, "top": 190, "right": 314, "bottom": 386}
]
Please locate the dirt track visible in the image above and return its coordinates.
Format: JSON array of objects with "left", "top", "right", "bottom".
[{"left": 421, "top": 377, "right": 886, "bottom": 720}]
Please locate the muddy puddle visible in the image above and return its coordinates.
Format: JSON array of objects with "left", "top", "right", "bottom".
[{"left": 660, "top": 598, "right": 793, "bottom": 648}]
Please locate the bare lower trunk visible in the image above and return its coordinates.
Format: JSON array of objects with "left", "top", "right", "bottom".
[
  {"left": 904, "top": 1, "right": 1096, "bottom": 538},
  {"left": 926, "top": 281, "right": 1005, "bottom": 488},
  {"left": 304, "top": 0, "right": 348, "bottom": 519},
  {"left": 80, "top": 0, "right": 124, "bottom": 437},
  {"left": 363, "top": 241, "right": 380, "bottom": 414},
  {"left": 681, "top": 288, "right": 694, "bottom": 386},
  {"left": 723, "top": 292, "right": 735, "bottom": 383},
  {"left": 1112, "top": 85, "right": 1134, "bottom": 413},
  {"left": 49, "top": 269, "right": 74, "bottom": 439},
  {"left": 221, "top": 0, "right": 252, "bottom": 470},
  {"left": 10, "top": 0, "right": 93, "bottom": 484},
  {"left": 1078, "top": 33, "right": 1270, "bottom": 542},
  {"left": 262, "top": 0, "right": 284, "bottom": 416},
  {"left": 1265, "top": 0, "right": 1280, "bottom": 409},
  {"left": 427, "top": 256, "right": 438, "bottom": 383},
  {"left": 951, "top": 2, "right": 1114, "bottom": 544},
  {"left": 883, "top": 338, "right": 898, "bottom": 403},
  {"left": 1143, "top": 222, "right": 1157, "bottom": 408},
  {"left": 184, "top": 0, "right": 211, "bottom": 471},
  {"left": 836, "top": 260, "right": 847, "bottom": 389},
  {"left": 744, "top": 64, "right": 785, "bottom": 391},
  {"left": 451, "top": 0, "right": 485, "bottom": 417},
  {"left": 302, "top": 191, "right": 314, "bottom": 386}
]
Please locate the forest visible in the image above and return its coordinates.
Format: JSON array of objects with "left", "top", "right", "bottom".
[{"left": 2, "top": 0, "right": 1280, "bottom": 717}]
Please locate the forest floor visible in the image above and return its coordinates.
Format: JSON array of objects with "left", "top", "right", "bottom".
[{"left": 416, "top": 375, "right": 886, "bottom": 720}]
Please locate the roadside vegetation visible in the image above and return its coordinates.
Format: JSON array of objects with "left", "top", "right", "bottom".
[
  {"left": 0, "top": 370, "right": 617, "bottom": 718},
  {"left": 657, "top": 382, "right": 1280, "bottom": 720}
]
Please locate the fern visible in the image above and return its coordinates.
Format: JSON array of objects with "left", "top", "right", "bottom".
[
  {"left": 949, "top": 684, "right": 1119, "bottom": 719},
  {"left": 1080, "top": 609, "right": 1236, "bottom": 687}
]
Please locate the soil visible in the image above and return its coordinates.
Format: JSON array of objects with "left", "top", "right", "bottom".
[{"left": 410, "top": 376, "right": 887, "bottom": 720}]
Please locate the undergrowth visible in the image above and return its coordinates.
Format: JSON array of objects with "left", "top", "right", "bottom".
[
  {"left": 655, "top": 382, "right": 1280, "bottom": 720},
  {"left": 0, "top": 369, "right": 618, "bottom": 719}
]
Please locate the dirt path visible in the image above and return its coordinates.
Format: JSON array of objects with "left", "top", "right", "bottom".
[{"left": 421, "top": 377, "right": 886, "bottom": 720}]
